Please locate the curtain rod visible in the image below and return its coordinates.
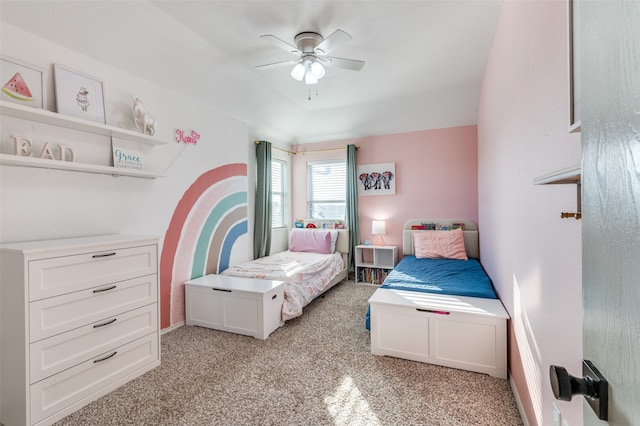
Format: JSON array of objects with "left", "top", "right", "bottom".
[
  {"left": 254, "top": 141, "right": 296, "bottom": 155},
  {"left": 254, "top": 141, "right": 359, "bottom": 155}
]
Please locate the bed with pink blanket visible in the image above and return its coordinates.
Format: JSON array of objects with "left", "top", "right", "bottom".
[{"left": 221, "top": 228, "right": 349, "bottom": 320}]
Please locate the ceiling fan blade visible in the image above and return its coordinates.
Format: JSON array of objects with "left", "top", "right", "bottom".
[
  {"left": 260, "top": 34, "right": 301, "bottom": 55},
  {"left": 322, "top": 56, "right": 365, "bottom": 71},
  {"left": 314, "top": 29, "right": 352, "bottom": 55},
  {"left": 255, "top": 59, "right": 300, "bottom": 70}
]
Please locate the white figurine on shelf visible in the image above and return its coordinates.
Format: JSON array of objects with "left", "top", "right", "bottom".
[{"left": 131, "top": 96, "right": 156, "bottom": 136}]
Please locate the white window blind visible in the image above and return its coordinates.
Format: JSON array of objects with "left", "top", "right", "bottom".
[
  {"left": 271, "top": 158, "right": 287, "bottom": 228},
  {"left": 308, "top": 160, "right": 346, "bottom": 220}
]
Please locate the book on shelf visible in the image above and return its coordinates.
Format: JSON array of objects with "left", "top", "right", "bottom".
[{"left": 358, "top": 267, "right": 389, "bottom": 285}]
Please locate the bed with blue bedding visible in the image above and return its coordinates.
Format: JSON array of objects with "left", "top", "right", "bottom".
[
  {"left": 379, "top": 256, "right": 496, "bottom": 298},
  {"left": 366, "top": 219, "right": 509, "bottom": 378},
  {"left": 365, "top": 255, "right": 497, "bottom": 329}
]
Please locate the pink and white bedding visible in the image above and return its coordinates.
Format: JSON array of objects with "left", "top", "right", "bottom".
[{"left": 221, "top": 250, "right": 345, "bottom": 320}]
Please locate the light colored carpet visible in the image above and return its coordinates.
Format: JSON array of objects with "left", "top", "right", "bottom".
[{"left": 55, "top": 281, "right": 523, "bottom": 425}]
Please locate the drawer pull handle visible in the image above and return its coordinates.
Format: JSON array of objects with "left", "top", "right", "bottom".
[
  {"left": 272, "top": 294, "right": 277, "bottom": 300},
  {"left": 416, "top": 308, "right": 450, "bottom": 315},
  {"left": 93, "top": 351, "right": 117, "bottom": 363},
  {"left": 93, "top": 318, "right": 117, "bottom": 328},
  {"left": 92, "top": 252, "right": 116, "bottom": 258},
  {"left": 213, "top": 288, "right": 232, "bottom": 292},
  {"left": 93, "top": 285, "right": 117, "bottom": 293}
]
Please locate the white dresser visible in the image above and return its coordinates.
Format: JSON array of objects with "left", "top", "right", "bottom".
[{"left": 0, "top": 235, "right": 161, "bottom": 426}]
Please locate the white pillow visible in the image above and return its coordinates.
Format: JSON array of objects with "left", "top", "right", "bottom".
[{"left": 329, "top": 230, "right": 338, "bottom": 253}]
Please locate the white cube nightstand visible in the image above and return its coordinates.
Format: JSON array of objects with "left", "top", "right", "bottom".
[{"left": 355, "top": 245, "right": 398, "bottom": 285}]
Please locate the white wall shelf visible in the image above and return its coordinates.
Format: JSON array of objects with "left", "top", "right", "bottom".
[
  {"left": 0, "top": 154, "right": 166, "bottom": 179},
  {"left": 533, "top": 163, "right": 581, "bottom": 185},
  {"left": 1, "top": 101, "right": 169, "bottom": 147},
  {"left": 534, "top": 163, "right": 582, "bottom": 219},
  {"left": 1, "top": 101, "right": 170, "bottom": 178}
]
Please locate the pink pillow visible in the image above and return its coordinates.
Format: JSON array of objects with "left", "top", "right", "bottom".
[
  {"left": 289, "top": 229, "right": 332, "bottom": 254},
  {"left": 413, "top": 228, "right": 468, "bottom": 260}
]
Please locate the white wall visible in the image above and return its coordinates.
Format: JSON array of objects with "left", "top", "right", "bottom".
[
  {"left": 1, "top": 23, "right": 251, "bottom": 244},
  {"left": 478, "top": 1, "right": 582, "bottom": 425},
  {"left": 0, "top": 23, "right": 253, "bottom": 420}
]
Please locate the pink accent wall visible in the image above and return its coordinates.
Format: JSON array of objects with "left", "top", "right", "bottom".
[
  {"left": 292, "top": 125, "right": 478, "bottom": 252},
  {"left": 478, "top": 1, "right": 582, "bottom": 425}
]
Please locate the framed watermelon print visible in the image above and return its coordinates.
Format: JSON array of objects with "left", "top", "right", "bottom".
[
  {"left": 53, "top": 64, "right": 106, "bottom": 124},
  {"left": 1, "top": 56, "right": 45, "bottom": 109}
]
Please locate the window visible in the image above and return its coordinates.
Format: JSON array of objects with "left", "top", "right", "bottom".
[
  {"left": 271, "top": 158, "right": 287, "bottom": 228},
  {"left": 308, "top": 159, "right": 346, "bottom": 220}
]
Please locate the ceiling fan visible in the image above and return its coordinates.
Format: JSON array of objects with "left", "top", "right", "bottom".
[{"left": 256, "top": 29, "right": 365, "bottom": 85}]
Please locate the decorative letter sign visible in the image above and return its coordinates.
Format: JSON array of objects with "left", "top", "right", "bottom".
[
  {"left": 175, "top": 129, "right": 200, "bottom": 145},
  {"left": 10, "top": 135, "right": 76, "bottom": 161},
  {"left": 12, "top": 136, "right": 33, "bottom": 157},
  {"left": 58, "top": 145, "right": 76, "bottom": 162},
  {"left": 40, "top": 142, "right": 56, "bottom": 160}
]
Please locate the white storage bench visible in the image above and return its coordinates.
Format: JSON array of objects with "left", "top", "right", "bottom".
[
  {"left": 369, "top": 288, "right": 509, "bottom": 379},
  {"left": 184, "top": 274, "right": 285, "bottom": 339}
]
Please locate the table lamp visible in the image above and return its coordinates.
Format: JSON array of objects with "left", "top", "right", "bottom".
[{"left": 372, "top": 220, "right": 386, "bottom": 246}]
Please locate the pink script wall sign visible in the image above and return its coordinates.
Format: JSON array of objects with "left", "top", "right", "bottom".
[{"left": 175, "top": 129, "right": 201, "bottom": 144}]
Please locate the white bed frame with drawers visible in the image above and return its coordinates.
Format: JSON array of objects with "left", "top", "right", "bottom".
[{"left": 368, "top": 219, "right": 509, "bottom": 379}]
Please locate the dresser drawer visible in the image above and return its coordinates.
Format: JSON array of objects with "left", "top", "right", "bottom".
[
  {"left": 30, "top": 333, "right": 159, "bottom": 425},
  {"left": 30, "top": 304, "right": 158, "bottom": 383},
  {"left": 30, "top": 274, "right": 158, "bottom": 342},
  {"left": 29, "top": 244, "right": 157, "bottom": 301}
]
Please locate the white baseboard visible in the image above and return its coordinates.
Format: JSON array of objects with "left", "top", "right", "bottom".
[
  {"left": 509, "top": 373, "right": 531, "bottom": 426},
  {"left": 161, "top": 321, "right": 184, "bottom": 335}
]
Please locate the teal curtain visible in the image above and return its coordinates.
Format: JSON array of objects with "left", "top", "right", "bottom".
[
  {"left": 345, "top": 144, "right": 360, "bottom": 271},
  {"left": 254, "top": 141, "right": 272, "bottom": 259}
]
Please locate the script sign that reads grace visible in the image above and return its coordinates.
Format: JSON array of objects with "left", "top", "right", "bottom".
[{"left": 175, "top": 129, "right": 200, "bottom": 145}]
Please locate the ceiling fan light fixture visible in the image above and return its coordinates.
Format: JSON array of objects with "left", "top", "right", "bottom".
[
  {"left": 311, "top": 61, "right": 325, "bottom": 79},
  {"left": 291, "top": 59, "right": 323, "bottom": 85},
  {"left": 304, "top": 72, "right": 318, "bottom": 85},
  {"left": 259, "top": 29, "right": 363, "bottom": 89},
  {"left": 290, "top": 63, "right": 306, "bottom": 81}
]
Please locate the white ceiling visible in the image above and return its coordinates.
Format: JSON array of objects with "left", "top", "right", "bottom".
[{"left": 0, "top": 0, "right": 503, "bottom": 144}]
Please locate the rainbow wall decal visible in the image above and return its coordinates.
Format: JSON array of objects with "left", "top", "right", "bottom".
[{"left": 160, "top": 163, "right": 248, "bottom": 328}]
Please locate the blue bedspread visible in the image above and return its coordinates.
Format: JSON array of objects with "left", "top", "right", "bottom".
[
  {"left": 381, "top": 256, "right": 497, "bottom": 298},
  {"left": 365, "top": 256, "right": 496, "bottom": 329}
]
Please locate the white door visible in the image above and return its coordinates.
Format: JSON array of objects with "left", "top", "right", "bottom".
[{"left": 582, "top": 1, "right": 640, "bottom": 424}]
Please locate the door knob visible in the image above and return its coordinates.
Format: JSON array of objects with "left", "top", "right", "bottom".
[
  {"left": 549, "top": 365, "right": 595, "bottom": 400},
  {"left": 549, "top": 360, "right": 608, "bottom": 421}
]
